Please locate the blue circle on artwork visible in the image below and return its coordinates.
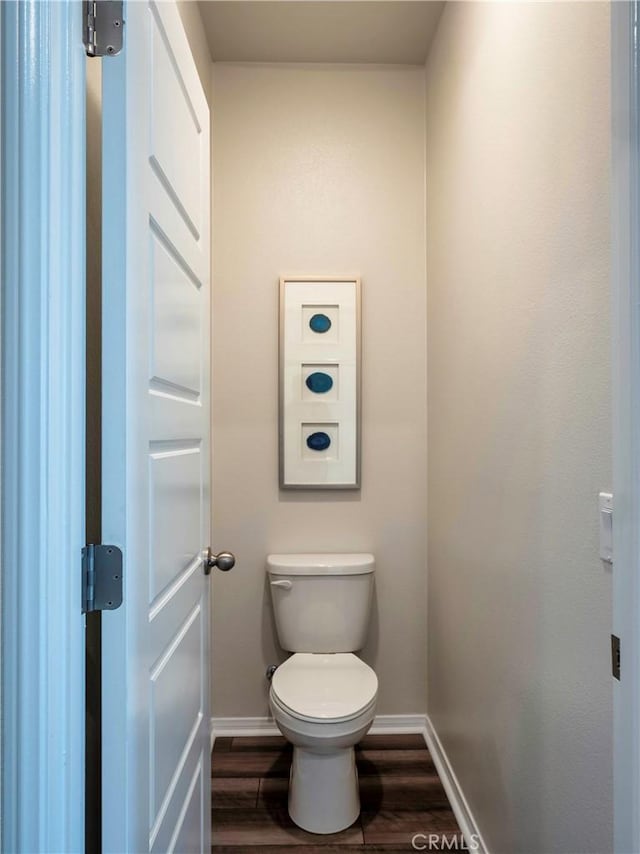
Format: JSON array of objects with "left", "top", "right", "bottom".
[
  {"left": 309, "top": 313, "right": 332, "bottom": 334},
  {"left": 305, "top": 372, "right": 334, "bottom": 394},
  {"left": 306, "top": 431, "right": 331, "bottom": 452}
]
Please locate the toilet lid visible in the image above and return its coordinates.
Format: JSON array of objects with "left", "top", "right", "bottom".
[{"left": 271, "top": 653, "right": 378, "bottom": 722}]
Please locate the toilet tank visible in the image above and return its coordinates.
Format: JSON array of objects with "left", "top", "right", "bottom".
[{"left": 266, "top": 553, "right": 375, "bottom": 653}]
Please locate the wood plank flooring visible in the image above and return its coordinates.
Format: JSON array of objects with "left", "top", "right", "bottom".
[{"left": 212, "top": 734, "right": 462, "bottom": 851}]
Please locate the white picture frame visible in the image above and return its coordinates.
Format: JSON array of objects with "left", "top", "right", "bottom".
[{"left": 279, "top": 276, "right": 361, "bottom": 489}]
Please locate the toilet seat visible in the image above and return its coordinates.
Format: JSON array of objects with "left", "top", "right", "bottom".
[{"left": 271, "top": 653, "right": 378, "bottom": 724}]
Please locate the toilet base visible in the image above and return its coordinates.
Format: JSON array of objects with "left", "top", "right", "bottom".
[{"left": 288, "top": 744, "right": 360, "bottom": 834}]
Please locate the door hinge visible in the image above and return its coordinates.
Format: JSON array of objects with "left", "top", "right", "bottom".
[
  {"left": 82, "top": 544, "right": 123, "bottom": 613},
  {"left": 84, "top": 1, "right": 124, "bottom": 57},
  {"left": 612, "top": 634, "right": 621, "bottom": 681}
]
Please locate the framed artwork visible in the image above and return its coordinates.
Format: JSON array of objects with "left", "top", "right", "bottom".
[{"left": 279, "top": 276, "right": 361, "bottom": 489}]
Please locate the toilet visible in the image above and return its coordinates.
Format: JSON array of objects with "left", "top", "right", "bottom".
[{"left": 266, "top": 553, "right": 378, "bottom": 834}]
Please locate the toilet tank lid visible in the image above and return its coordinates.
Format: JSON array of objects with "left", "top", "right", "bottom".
[{"left": 266, "top": 553, "right": 375, "bottom": 576}]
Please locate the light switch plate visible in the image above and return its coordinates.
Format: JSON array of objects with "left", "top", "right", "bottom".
[{"left": 599, "top": 492, "right": 613, "bottom": 564}]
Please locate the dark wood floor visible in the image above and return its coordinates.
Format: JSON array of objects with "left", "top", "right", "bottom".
[{"left": 211, "top": 734, "right": 462, "bottom": 851}]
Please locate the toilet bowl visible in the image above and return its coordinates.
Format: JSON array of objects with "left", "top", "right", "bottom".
[
  {"left": 266, "top": 553, "right": 377, "bottom": 834},
  {"left": 269, "top": 652, "right": 378, "bottom": 834}
]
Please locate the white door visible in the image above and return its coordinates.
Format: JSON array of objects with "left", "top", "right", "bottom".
[{"left": 101, "top": 2, "right": 211, "bottom": 851}]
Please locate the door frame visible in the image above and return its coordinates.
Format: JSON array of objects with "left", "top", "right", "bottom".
[
  {"left": 0, "top": 1, "right": 87, "bottom": 851},
  {"left": 612, "top": 3, "right": 640, "bottom": 852}
]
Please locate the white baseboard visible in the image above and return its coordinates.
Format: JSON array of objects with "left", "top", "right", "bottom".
[
  {"left": 423, "top": 715, "right": 489, "bottom": 854},
  {"left": 210, "top": 712, "right": 488, "bottom": 854},
  {"left": 211, "top": 716, "right": 280, "bottom": 738},
  {"left": 369, "top": 713, "right": 429, "bottom": 734},
  {"left": 210, "top": 713, "right": 428, "bottom": 740}
]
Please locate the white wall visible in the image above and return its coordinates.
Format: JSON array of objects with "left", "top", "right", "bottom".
[
  {"left": 211, "top": 63, "right": 428, "bottom": 717},
  {"left": 425, "top": 4, "right": 612, "bottom": 852}
]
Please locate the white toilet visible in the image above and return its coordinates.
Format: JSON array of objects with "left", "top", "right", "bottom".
[{"left": 266, "top": 553, "right": 378, "bottom": 834}]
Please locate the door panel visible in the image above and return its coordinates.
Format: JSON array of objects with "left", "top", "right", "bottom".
[
  {"left": 150, "top": 605, "right": 204, "bottom": 830},
  {"left": 149, "top": 446, "right": 202, "bottom": 604},
  {"left": 169, "top": 762, "right": 205, "bottom": 854},
  {"left": 101, "top": 2, "right": 211, "bottom": 851},
  {"left": 149, "top": 8, "right": 204, "bottom": 239},
  {"left": 150, "top": 228, "right": 203, "bottom": 398}
]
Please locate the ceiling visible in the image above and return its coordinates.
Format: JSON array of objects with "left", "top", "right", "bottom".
[{"left": 197, "top": 1, "right": 445, "bottom": 65}]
